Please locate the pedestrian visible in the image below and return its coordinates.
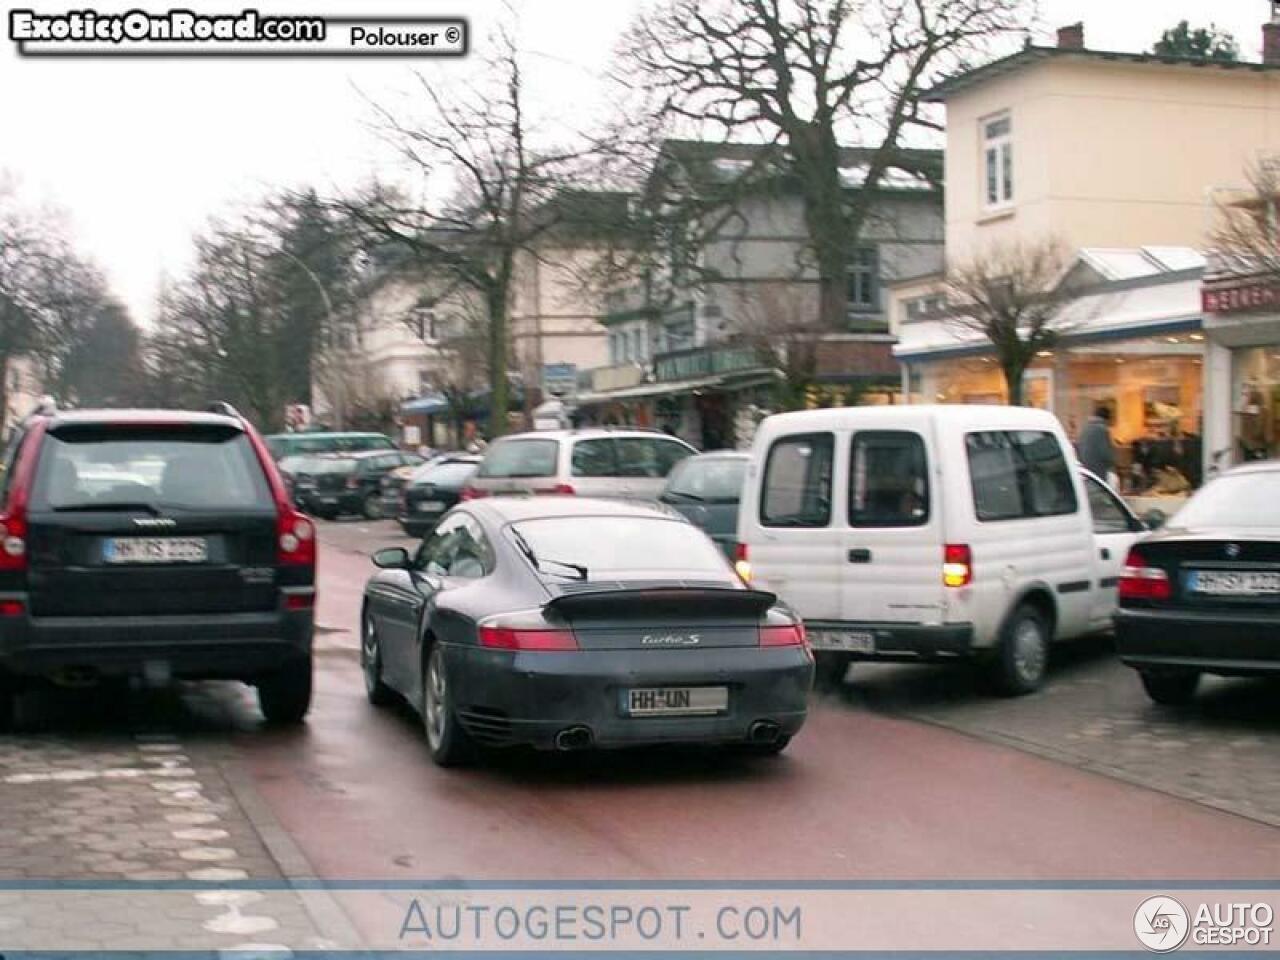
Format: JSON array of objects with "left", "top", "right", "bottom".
[{"left": 1077, "top": 404, "right": 1115, "bottom": 480}]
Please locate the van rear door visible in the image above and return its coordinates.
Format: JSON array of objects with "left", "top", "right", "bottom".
[
  {"left": 742, "top": 430, "right": 841, "bottom": 622},
  {"left": 840, "top": 428, "right": 945, "bottom": 635}
]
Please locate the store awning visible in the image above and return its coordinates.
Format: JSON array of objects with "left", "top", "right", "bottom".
[
  {"left": 895, "top": 273, "right": 1205, "bottom": 363},
  {"left": 401, "top": 394, "right": 449, "bottom": 415},
  {"left": 573, "top": 368, "right": 778, "bottom": 407}
]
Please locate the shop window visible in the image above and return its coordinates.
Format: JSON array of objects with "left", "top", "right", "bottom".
[
  {"left": 760, "top": 432, "right": 834, "bottom": 528},
  {"left": 849, "top": 431, "right": 930, "bottom": 527},
  {"left": 983, "top": 112, "right": 1013, "bottom": 208}
]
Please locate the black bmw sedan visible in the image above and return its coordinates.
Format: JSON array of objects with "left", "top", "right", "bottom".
[
  {"left": 1116, "top": 460, "right": 1280, "bottom": 705},
  {"left": 360, "top": 497, "right": 812, "bottom": 765},
  {"left": 396, "top": 454, "right": 481, "bottom": 537}
]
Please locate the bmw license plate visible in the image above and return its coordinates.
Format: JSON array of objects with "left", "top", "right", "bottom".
[
  {"left": 623, "top": 686, "right": 728, "bottom": 717},
  {"left": 808, "top": 630, "right": 875, "bottom": 653},
  {"left": 1186, "top": 570, "right": 1280, "bottom": 596},
  {"left": 417, "top": 500, "right": 446, "bottom": 513},
  {"left": 103, "top": 537, "right": 208, "bottom": 565}
]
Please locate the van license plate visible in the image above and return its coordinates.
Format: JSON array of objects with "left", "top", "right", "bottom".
[
  {"left": 103, "top": 537, "right": 208, "bottom": 565},
  {"left": 623, "top": 686, "right": 728, "bottom": 717},
  {"left": 809, "top": 630, "right": 875, "bottom": 653}
]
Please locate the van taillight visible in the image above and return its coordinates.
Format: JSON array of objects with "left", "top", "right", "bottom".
[
  {"left": 1119, "top": 548, "right": 1171, "bottom": 601},
  {"left": 733, "top": 543, "right": 752, "bottom": 583},
  {"left": 277, "top": 511, "right": 316, "bottom": 567},
  {"left": 943, "top": 544, "right": 972, "bottom": 587}
]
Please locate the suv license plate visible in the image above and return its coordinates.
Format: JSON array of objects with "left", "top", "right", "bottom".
[
  {"left": 623, "top": 686, "right": 728, "bottom": 717},
  {"left": 103, "top": 537, "right": 208, "bottom": 565},
  {"left": 809, "top": 630, "right": 875, "bottom": 653}
]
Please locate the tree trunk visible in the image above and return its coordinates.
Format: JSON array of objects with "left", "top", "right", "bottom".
[
  {"left": 486, "top": 283, "right": 509, "bottom": 438},
  {"left": 1002, "top": 360, "right": 1027, "bottom": 406},
  {"left": 791, "top": 122, "right": 850, "bottom": 331}
]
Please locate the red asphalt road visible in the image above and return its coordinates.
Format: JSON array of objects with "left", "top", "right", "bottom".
[{"left": 238, "top": 542, "right": 1280, "bottom": 882}]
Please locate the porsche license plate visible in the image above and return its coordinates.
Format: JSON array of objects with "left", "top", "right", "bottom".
[
  {"left": 103, "top": 537, "right": 208, "bottom": 565},
  {"left": 623, "top": 686, "right": 728, "bottom": 717}
]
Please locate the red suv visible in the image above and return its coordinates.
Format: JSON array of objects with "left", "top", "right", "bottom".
[{"left": 0, "top": 403, "right": 316, "bottom": 726}]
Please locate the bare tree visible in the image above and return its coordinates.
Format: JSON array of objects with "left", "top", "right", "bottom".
[
  {"left": 943, "top": 239, "right": 1075, "bottom": 406},
  {"left": 618, "top": 0, "right": 1028, "bottom": 329},
  {"left": 1211, "top": 158, "right": 1280, "bottom": 280},
  {"left": 734, "top": 281, "right": 822, "bottom": 410},
  {"left": 333, "top": 27, "right": 604, "bottom": 437}
]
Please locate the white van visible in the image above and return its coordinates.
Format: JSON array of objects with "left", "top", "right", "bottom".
[{"left": 736, "top": 405, "right": 1143, "bottom": 695}]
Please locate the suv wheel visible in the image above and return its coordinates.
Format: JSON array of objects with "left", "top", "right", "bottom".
[
  {"left": 0, "top": 679, "right": 16, "bottom": 733},
  {"left": 989, "top": 604, "right": 1050, "bottom": 696},
  {"left": 258, "top": 657, "right": 313, "bottom": 724},
  {"left": 422, "top": 643, "right": 472, "bottom": 767},
  {"left": 361, "top": 613, "right": 395, "bottom": 707},
  {"left": 362, "top": 493, "right": 383, "bottom": 520},
  {"left": 1140, "top": 670, "right": 1200, "bottom": 706}
]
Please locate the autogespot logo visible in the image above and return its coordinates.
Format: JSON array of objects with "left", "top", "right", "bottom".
[{"left": 1134, "top": 896, "right": 1191, "bottom": 952}]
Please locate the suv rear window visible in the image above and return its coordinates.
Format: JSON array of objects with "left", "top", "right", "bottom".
[
  {"left": 30, "top": 427, "right": 272, "bottom": 512},
  {"left": 477, "top": 438, "right": 559, "bottom": 478},
  {"left": 760, "top": 432, "right": 834, "bottom": 528},
  {"left": 849, "top": 431, "right": 929, "bottom": 527},
  {"left": 965, "top": 430, "right": 1077, "bottom": 522}
]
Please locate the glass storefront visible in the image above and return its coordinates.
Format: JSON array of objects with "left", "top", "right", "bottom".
[
  {"left": 912, "top": 332, "right": 1204, "bottom": 492},
  {"left": 1231, "top": 346, "right": 1280, "bottom": 462}
]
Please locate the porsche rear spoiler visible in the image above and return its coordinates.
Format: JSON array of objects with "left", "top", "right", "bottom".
[{"left": 544, "top": 585, "right": 778, "bottom": 619}]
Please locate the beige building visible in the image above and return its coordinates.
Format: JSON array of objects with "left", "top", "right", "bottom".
[{"left": 892, "top": 18, "right": 1280, "bottom": 491}]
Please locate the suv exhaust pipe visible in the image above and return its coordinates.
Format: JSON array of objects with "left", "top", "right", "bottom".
[
  {"left": 554, "top": 726, "right": 593, "bottom": 751},
  {"left": 748, "top": 720, "right": 781, "bottom": 744}
]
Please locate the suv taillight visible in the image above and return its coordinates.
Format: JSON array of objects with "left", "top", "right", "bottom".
[
  {"left": 0, "top": 419, "right": 46, "bottom": 574},
  {"left": 733, "top": 543, "right": 751, "bottom": 583},
  {"left": 1119, "top": 548, "right": 1171, "bottom": 601},
  {"left": 278, "top": 510, "right": 315, "bottom": 566},
  {"left": 0, "top": 513, "right": 27, "bottom": 572},
  {"left": 943, "top": 544, "right": 972, "bottom": 587}
]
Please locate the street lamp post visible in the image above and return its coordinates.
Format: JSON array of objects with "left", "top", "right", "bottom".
[{"left": 274, "top": 247, "right": 346, "bottom": 431}]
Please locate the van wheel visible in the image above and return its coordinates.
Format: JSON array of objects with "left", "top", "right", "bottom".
[
  {"left": 989, "top": 605, "right": 1050, "bottom": 696},
  {"left": 258, "top": 657, "right": 313, "bottom": 724},
  {"left": 1140, "top": 670, "right": 1200, "bottom": 706},
  {"left": 812, "top": 653, "right": 850, "bottom": 693}
]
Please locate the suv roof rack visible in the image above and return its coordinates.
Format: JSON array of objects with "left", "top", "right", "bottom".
[{"left": 207, "top": 401, "right": 242, "bottom": 419}]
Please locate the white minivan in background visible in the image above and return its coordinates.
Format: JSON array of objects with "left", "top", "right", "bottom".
[{"left": 736, "top": 405, "right": 1144, "bottom": 695}]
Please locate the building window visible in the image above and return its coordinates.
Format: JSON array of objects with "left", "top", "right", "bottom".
[
  {"left": 983, "top": 112, "right": 1013, "bottom": 208},
  {"left": 848, "top": 246, "right": 879, "bottom": 312}
]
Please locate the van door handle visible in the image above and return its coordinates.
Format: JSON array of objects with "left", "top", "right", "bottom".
[
  {"left": 847, "top": 548, "right": 872, "bottom": 564},
  {"left": 1100, "top": 548, "right": 1111, "bottom": 560}
]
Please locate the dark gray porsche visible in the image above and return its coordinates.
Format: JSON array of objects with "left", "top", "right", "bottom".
[{"left": 360, "top": 497, "right": 812, "bottom": 765}]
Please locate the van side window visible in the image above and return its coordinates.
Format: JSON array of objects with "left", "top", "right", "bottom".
[
  {"left": 849, "top": 431, "right": 929, "bottom": 527},
  {"left": 1085, "top": 475, "right": 1133, "bottom": 533},
  {"left": 965, "top": 430, "right": 1078, "bottom": 522},
  {"left": 761, "top": 433, "right": 834, "bottom": 528}
]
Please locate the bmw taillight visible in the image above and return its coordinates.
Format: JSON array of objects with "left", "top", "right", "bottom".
[
  {"left": 733, "top": 543, "right": 752, "bottom": 583},
  {"left": 943, "top": 544, "right": 972, "bottom": 588},
  {"left": 1119, "top": 548, "right": 1171, "bottom": 601},
  {"left": 460, "top": 485, "right": 489, "bottom": 501}
]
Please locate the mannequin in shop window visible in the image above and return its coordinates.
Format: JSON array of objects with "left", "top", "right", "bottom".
[{"left": 1239, "top": 385, "right": 1271, "bottom": 461}]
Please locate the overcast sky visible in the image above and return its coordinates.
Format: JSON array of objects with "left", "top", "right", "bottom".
[{"left": 0, "top": 0, "right": 1272, "bottom": 324}]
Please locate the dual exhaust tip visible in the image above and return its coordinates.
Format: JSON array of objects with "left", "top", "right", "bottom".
[{"left": 554, "top": 721, "right": 781, "bottom": 751}]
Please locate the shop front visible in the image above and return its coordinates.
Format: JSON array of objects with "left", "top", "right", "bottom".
[
  {"left": 1200, "top": 275, "right": 1280, "bottom": 474},
  {"left": 897, "top": 267, "right": 1207, "bottom": 496}
]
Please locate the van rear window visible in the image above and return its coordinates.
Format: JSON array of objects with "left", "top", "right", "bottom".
[
  {"left": 760, "top": 433, "right": 834, "bottom": 528},
  {"left": 965, "top": 430, "right": 1077, "bottom": 522},
  {"left": 849, "top": 431, "right": 929, "bottom": 527}
]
